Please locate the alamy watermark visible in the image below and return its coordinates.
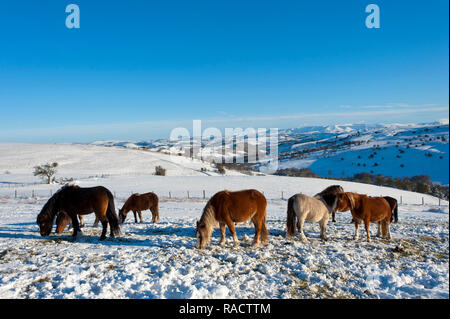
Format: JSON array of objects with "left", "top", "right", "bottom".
[
  {"left": 169, "top": 120, "right": 279, "bottom": 174},
  {"left": 65, "top": 4, "right": 80, "bottom": 29},
  {"left": 365, "top": 4, "right": 380, "bottom": 29}
]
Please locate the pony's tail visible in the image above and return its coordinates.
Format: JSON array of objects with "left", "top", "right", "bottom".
[
  {"left": 106, "top": 190, "right": 121, "bottom": 237},
  {"left": 152, "top": 194, "right": 160, "bottom": 223},
  {"left": 261, "top": 213, "right": 269, "bottom": 243},
  {"left": 393, "top": 202, "right": 398, "bottom": 223},
  {"left": 286, "top": 196, "right": 296, "bottom": 238}
]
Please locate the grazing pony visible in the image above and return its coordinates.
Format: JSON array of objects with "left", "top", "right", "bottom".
[
  {"left": 314, "top": 185, "right": 344, "bottom": 222},
  {"left": 286, "top": 193, "right": 338, "bottom": 241},
  {"left": 195, "top": 189, "right": 268, "bottom": 249},
  {"left": 336, "top": 192, "right": 392, "bottom": 241},
  {"left": 37, "top": 185, "right": 120, "bottom": 240},
  {"left": 118, "top": 192, "right": 160, "bottom": 224}
]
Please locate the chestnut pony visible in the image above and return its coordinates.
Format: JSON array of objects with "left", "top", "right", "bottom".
[
  {"left": 118, "top": 192, "right": 160, "bottom": 224},
  {"left": 37, "top": 185, "right": 120, "bottom": 240},
  {"left": 314, "top": 185, "right": 344, "bottom": 222},
  {"left": 55, "top": 212, "right": 85, "bottom": 234},
  {"left": 336, "top": 192, "right": 392, "bottom": 241},
  {"left": 196, "top": 189, "right": 268, "bottom": 249}
]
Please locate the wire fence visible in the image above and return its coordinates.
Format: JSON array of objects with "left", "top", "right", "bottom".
[{"left": 2, "top": 188, "right": 447, "bottom": 207}]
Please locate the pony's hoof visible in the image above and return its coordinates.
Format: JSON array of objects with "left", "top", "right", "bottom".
[{"left": 100, "top": 236, "right": 106, "bottom": 241}]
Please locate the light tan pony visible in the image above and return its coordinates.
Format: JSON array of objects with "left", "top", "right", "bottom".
[
  {"left": 336, "top": 192, "right": 392, "bottom": 241},
  {"left": 196, "top": 189, "right": 268, "bottom": 249},
  {"left": 286, "top": 193, "right": 338, "bottom": 241}
]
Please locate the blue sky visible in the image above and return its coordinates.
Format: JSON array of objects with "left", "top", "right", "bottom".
[{"left": 0, "top": 0, "right": 448, "bottom": 142}]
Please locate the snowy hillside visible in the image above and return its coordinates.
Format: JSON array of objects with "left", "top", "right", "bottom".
[
  {"left": 0, "top": 143, "right": 245, "bottom": 185},
  {"left": 278, "top": 122, "right": 449, "bottom": 184},
  {"left": 89, "top": 122, "right": 449, "bottom": 185},
  {"left": 0, "top": 142, "right": 448, "bottom": 299}
]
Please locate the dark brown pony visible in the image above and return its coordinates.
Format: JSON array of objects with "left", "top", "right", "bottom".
[
  {"left": 196, "top": 189, "right": 268, "bottom": 249},
  {"left": 383, "top": 196, "right": 398, "bottom": 223},
  {"left": 336, "top": 192, "right": 392, "bottom": 241},
  {"left": 37, "top": 185, "right": 120, "bottom": 240},
  {"left": 118, "top": 192, "right": 160, "bottom": 224},
  {"left": 314, "top": 185, "right": 344, "bottom": 222}
]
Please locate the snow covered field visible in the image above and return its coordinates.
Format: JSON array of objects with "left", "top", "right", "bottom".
[
  {"left": 0, "top": 198, "right": 448, "bottom": 299},
  {"left": 0, "top": 142, "right": 448, "bottom": 299}
]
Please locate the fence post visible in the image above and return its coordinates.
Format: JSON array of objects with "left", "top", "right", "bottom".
[
  {"left": 15, "top": 190, "right": 17, "bottom": 199},
  {"left": 203, "top": 190, "right": 206, "bottom": 199},
  {"left": 422, "top": 197, "right": 424, "bottom": 205},
  {"left": 281, "top": 191, "right": 284, "bottom": 200},
  {"left": 439, "top": 198, "right": 441, "bottom": 206},
  {"left": 187, "top": 191, "right": 190, "bottom": 199},
  {"left": 169, "top": 191, "right": 171, "bottom": 199},
  {"left": 400, "top": 196, "right": 402, "bottom": 204},
  {"left": 32, "top": 190, "right": 35, "bottom": 198}
]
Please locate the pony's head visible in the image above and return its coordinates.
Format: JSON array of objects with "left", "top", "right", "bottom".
[
  {"left": 37, "top": 199, "right": 58, "bottom": 236},
  {"left": 195, "top": 202, "right": 215, "bottom": 249},
  {"left": 336, "top": 192, "right": 355, "bottom": 212},
  {"left": 118, "top": 208, "right": 127, "bottom": 224},
  {"left": 36, "top": 186, "right": 68, "bottom": 236},
  {"left": 195, "top": 220, "right": 209, "bottom": 249}
]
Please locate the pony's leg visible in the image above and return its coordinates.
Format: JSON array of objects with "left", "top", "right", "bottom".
[
  {"left": 354, "top": 218, "right": 360, "bottom": 240},
  {"left": 298, "top": 218, "right": 307, "bottom": 242},
  {"left": 151, "top": 209, "right": 156, "bottom": 223},
  {"left": 138, "top": 210, "right": 144, "bottom": 223},
  {"left": 364, "top": 218, "right": 371, "bottom": 242},
  {"left": 71, "top": 215, "right": 82, "bottom": 238},
  {"left": 68, "top": 215, "right": 73, "bottom": 230},
  {"left": 376, "top": 222, "right": 382, "bottom": 237},
  {"left": 219, "top": 223, "right": 227, "bottom": 246},
  {"left": 331, "top": 211, "right": 336, "bottom": 223},
  {"left": 99, "top": 218, "right": 108, "bottom": 241},
  {"left": 252, "top": 218, "right": 262, "bottom": 247},
  {"left": 93, "top": 217, "right": 99, "bottom": 228},
  {"left": 79, "top": 215, "right": 85, "bottom": 228},
  {"left": 382, "top": 220, "right": 392, "bottom": 240},
  {"left": 133, "top": 211, "right": 138, "bottom": 223},
  {"left": 319, "top": 216, "right": 329, "bottom": 241},
  {"left": 225, "top": 220, "right": 240, "bottom": 247},
  {"left": 386, "top": 221, "right": 392, "bottom": 240}
]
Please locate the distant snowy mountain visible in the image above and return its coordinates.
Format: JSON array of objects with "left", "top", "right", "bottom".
[{"left": 90, "top": 122, "right": 449, "bottom": 184}]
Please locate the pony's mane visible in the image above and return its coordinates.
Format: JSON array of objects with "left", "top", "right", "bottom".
[
  {"left": 319, "top": 192, "right": 338, "bottom": 211},
  {"left": 199, "top": 200, "right": 217, "bottom": 227},
  {"left": 315, "top": 185, "right": 344, "bottom": 197},
  {"left": 39, "top": 184, "right": 79, "bottom": 220},
  {"left": 198, "top": 200, "right": 218, "bottom": 244}
]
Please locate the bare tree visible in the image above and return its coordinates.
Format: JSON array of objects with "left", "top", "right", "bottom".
[{"left": 33, "top": 162, "right": 58, "bottom": 184}]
